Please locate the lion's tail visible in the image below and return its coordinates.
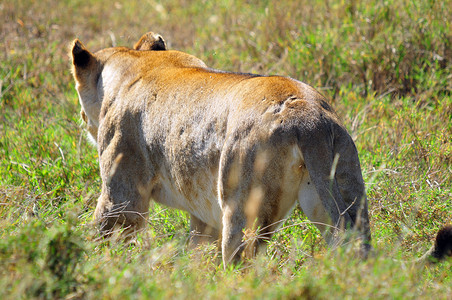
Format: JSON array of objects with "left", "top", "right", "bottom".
[{"left": 296, "top": 118, "right": 371, "bottom": 246}]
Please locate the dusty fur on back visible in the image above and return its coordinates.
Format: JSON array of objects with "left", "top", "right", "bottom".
[{"left": 71, "top": 32, "right": 373, "bottom": 266}]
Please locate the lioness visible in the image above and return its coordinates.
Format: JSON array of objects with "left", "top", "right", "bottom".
[{"left": 71, "top": 32, "right": 373, "bottom": 265}]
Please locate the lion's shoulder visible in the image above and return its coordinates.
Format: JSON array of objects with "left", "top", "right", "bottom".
[{"left": 96, "top": 49, "right": 208, "bottom": 74}]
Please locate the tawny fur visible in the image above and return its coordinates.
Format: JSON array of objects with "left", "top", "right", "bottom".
[{"left": 71, "top": 32, "right": 372, "bottom": 266}]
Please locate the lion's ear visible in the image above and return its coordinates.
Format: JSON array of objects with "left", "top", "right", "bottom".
[
  {"left": 71, "top": 39, "right": 94, "bottom": 68},
  {"left": 133, "top": 32, "right": 167, "bottom": 51}
]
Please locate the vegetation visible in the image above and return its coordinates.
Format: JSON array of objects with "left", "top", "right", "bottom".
[{"left": 1, "top": 0, "right": 450, "bottom": 298}]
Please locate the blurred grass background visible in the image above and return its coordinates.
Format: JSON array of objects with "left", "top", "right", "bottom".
[{"left": 0, "top": 0, "right": 451, "bottom": 298}]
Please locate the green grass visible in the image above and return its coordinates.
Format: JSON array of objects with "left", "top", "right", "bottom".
[{"left": 1, "top": 0, "right": 451, "bottom": 298}]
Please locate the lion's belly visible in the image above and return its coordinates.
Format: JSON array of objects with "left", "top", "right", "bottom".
[{"left": 152, "top": 168, "right": 223, "bottom": 229}]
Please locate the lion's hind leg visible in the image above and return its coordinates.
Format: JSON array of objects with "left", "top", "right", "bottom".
[
  {"left": 189, "top": 214, "right": 220, "bottom": 247},
  {"left": 218, "top": 144, "right": 299, "bottom": 267},
  {"left": 220, "top": 199, "right": 275, "bottom": 267},
  {"left": 220, "top": 186, "right": 294, "bottom": 267}
]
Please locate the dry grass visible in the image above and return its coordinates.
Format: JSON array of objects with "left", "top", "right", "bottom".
[{"left": 0, "top": 0, "right": 451, "bottom": 298}]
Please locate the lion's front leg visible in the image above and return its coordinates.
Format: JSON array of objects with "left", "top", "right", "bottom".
[
  {"left": 95, "top": 129, "right": 155, "bottom": 241},
  {"left": 94, "top": 188, "right": 151, "bottom": 241}
]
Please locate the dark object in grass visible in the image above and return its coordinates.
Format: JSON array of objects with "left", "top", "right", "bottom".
[{"left": 429, "top": 225, "right": 452, "bottom": 263}]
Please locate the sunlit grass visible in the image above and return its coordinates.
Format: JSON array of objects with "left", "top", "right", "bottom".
[{"left": 0, "top": 0, "right": 450, "bottom": 298}]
